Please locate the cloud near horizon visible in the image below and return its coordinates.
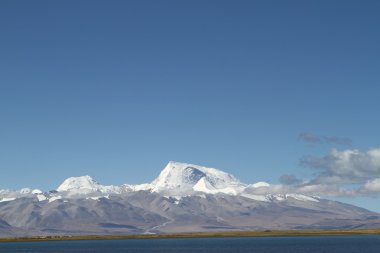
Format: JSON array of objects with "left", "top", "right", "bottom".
[
  {"left": 257, "top": 148, "right": 380, "bottom": 198},
  {"left": 301, "top": 148, "right": 380, "bottom": 184}
]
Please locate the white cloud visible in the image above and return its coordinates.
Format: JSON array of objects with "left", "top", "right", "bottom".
[
  {"left": 361, "top": 178, "right": 380, "bottom": 193},
  {"left": 301, "top": 148, "right": 380, "bottom": 184},
  {"left": 262, "top": 148, "right": 380, "bottom": 198}
]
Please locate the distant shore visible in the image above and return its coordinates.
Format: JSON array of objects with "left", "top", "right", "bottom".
[{"left": 1, "top": 229, "right": 380, "bottom": 243}]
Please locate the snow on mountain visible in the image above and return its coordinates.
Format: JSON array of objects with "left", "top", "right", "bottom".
[
  {"left": 146, "top": 162, "right": 318, "bottom": 202},
  {"left": 36, "top": 194, "right": 47, "bottom": 201},
  {"left": 250, "top": 182, "right": 271, "bottom": 188},
  {"left": 31, "top": 189, "right": 43, "bottom": 194},
  {"left": 0, "top": 197, "right": 16, "bottom": 203},
  {"left": 121, "top": 183, "right": 152, "bottom": 192},
  {"left": 19, "top": 188, "right": 32, "bottom": 194},
  {"left": 150, "top": 161, "right": 246, "bottom": 195},
  {"left": 0, "top": 187, "right": 46, "bottom": 203},
  {"left": 56, "top": 161, "right": 233, "bottom": 196},
  {"left": 57, "top": 175, "right": 102, "bottom": 192},
  {"left": 57, "top": 175, "right": 121, "bottom": 194},
  {"left": 0, "top": 161, "right": 318, "bottom": 203}
]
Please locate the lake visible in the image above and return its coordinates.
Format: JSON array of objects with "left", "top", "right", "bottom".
[{"left": 1, "top": 236, "right": 380, "bottom": 253}]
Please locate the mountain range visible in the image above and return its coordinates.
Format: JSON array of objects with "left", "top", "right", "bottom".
[{"left": 1, "top": 161, "right": 380, "bottom": 237}]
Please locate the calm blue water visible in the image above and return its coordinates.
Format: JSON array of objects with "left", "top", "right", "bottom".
[{"left": 0, "top": 236, "right": 380, "bottom": 253}]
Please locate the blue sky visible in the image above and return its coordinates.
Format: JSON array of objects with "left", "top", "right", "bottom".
[{"left": 1, "top": 1, "right": 380, "bottom": 211}]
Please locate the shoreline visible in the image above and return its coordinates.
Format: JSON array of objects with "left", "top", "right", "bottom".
[{"left": 1, "top": 229, "right": 380, "bottom": 243}]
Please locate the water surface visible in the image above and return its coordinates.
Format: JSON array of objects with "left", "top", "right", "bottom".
[{"left": 1, "top": 236, "right": 380, "bottom": 253}]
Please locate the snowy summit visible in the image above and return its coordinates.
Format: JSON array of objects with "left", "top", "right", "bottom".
[
  {"left": 1, "top": 161, "right": 319, "bottom": 203},
  {"left": 150, "top": 161, "right": 245, "bottom": 195},
  {"left": 57, "top": 175, "right": 101, "bottom": 192}
]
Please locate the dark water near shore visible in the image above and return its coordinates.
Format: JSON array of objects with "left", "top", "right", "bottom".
[{"left": 1, "top": 236, "right": 380, "bottom": 253}]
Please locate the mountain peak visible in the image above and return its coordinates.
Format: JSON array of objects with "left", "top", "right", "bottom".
[
  {"left": 151, "top": 161, "right": 206, "bottom": 189},
  {"left": 57, "top": 175, "right": 100, "bottom": 192},
  {"left": 150, "top": 161, "right": 244, "bottom": 194}
]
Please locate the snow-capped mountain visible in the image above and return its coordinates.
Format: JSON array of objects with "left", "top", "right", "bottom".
[
  {"left": 42, "top": 161, "right": 254, "bottom": 197},
  {"left": 57, "top": 175, "right": 122, "bottom": 194},
  {"left": 150, "top": 161, "right": 246, "bottom": 195},
  {"left": 0, "top": 161, "right": 379, "bottom": 237},
  {"left": 57, "top": 175, "right": 102, "bottom": 192},
  {"left": 0, "top": 161, "right": 328, "bottom": 204},
  {"left": 39, "top": 161, "right": 316, "bottom": 202}
]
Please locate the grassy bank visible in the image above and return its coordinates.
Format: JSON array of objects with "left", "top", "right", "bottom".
[{"left": 1, "top": 229, "right": 380, "bottom": 243}]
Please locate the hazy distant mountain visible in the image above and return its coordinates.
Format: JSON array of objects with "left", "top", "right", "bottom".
[{"left": 1, "top": 161, "right": 380, "bottom": 237}]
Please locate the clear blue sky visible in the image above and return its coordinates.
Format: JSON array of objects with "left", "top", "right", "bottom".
[{"left": 1, "top": 1, "right": 380, "bottom": 210}]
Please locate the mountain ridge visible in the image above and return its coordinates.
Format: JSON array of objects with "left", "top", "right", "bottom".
[
  {"left": 1, "top": 161, "right": 380, "bottom": 237},
  {"left": 0, "top": 161, "right": 318, "bottom": 202}
]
